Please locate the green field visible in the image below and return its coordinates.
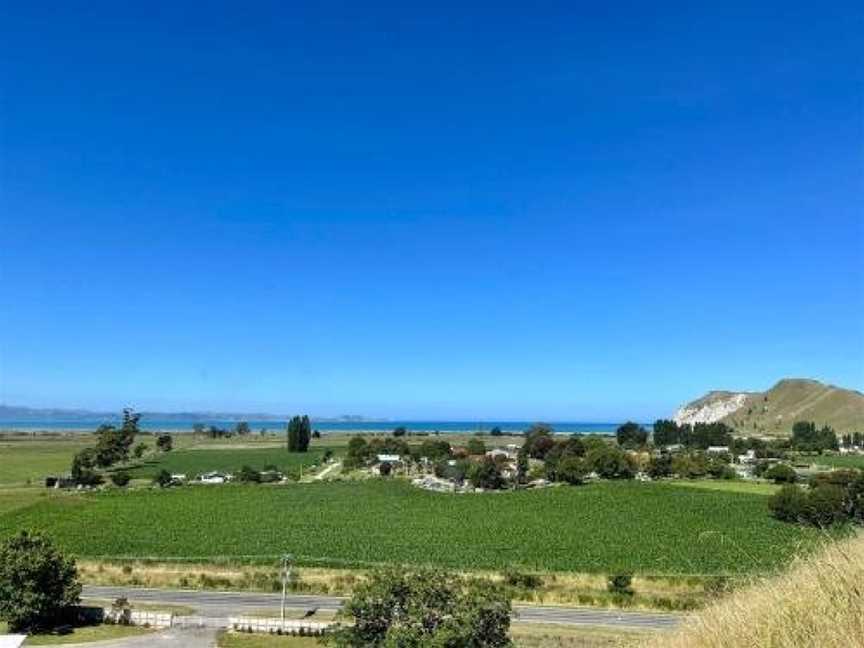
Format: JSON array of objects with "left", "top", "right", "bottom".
[
  {"left": 0, "top": 480, "right": 825, "bottom": 575},
  {"left": 0, "top": 436, "right": 95, "bottom": 485},
  {"left": 813, "top": 454, "right": 864, "bottom": 470},
  {"left": 122, "top": 446, "right": 337, "bottom": 480}
]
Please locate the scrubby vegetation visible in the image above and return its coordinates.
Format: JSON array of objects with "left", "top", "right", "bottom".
[{"left": 640, "top": 534, "right": 864, "bottom": 648}]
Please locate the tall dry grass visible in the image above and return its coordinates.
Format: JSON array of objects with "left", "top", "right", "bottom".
[{"left": 640, "top": 532, "right": 864, "bottom": 648}]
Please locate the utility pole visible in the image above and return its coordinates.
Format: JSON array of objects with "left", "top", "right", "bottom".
[{"left": 281, "top": 553, "right": 293, "bottom": 625}]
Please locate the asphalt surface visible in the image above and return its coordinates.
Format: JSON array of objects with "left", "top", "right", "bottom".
[{"left": 83, "top": 585, "right": 683, "bottom": 631}]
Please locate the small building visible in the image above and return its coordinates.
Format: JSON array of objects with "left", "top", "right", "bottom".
[
  {"left": 737, "top": 450, "right": 757, "bottom": 464},
  {"left": 171, "top": 473, "right": 187, "bottom": 482},
  {"left": 663, "top": 444, "right": 685, "bottom": 453},
  {"left": 376, "top": 454, "right": 402, "bottom": 464},
  {"left": 486, "top": 448, "right": 513, "bottom": 460},
  {"left": 706, "top": 446, "right": 730, "bottom": 454}
]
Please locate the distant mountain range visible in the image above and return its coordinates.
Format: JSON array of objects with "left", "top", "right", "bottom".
[
  {"left": 0, "top": 405, "right": 376, "bottom": 424},
  {"left": 674, "top": 378, "right": 864, "bottom": 435}
]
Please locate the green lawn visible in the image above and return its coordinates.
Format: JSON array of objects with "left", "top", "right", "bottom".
[
  {"left": 668, "top": 480, "right": 781, "bottom": 496},
  {"left": 0, "top": 480, "right": 826, "bottom": 575},
  {"left": 121, "top": 446, "right": 337, "bottom": 481}
]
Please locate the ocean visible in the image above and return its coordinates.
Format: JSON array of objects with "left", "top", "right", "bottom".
[{"left": 0, "top": 418, "right": 624, "bottom": 435}]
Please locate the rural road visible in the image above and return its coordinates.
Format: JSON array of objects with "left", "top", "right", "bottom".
[{"left": 83, "top": 585, "right": 683, "bottom": 631}]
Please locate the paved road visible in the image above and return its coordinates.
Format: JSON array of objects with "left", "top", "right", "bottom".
[{"left": 83, "top": 585, "right": 682, "bottom": 631}]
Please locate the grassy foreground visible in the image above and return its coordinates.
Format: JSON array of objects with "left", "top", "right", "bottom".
[
  {"left": 0, "top": 480, "right": 825, "bottom": 574},
  {"left": 640, "top": 532, "right": 864, "bottom": 648}
]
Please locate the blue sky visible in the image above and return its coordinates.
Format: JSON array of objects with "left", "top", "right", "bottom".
[{"left": 1, "top": 1, "right": 862, "bottom": 420}]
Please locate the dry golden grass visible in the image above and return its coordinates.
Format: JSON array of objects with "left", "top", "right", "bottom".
[
  {"left": 640, "top": 532, "right": 864, "bottom": 648},
  {"left": 78, "top": 561, "right": 708, "bottom": 610}
]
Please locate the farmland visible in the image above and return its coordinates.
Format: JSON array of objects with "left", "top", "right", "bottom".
[
  {"left": 0, "top": 480, "right": 826, "bottom": 575},
  {"left": 813, "top": 454, "right": 864, "bottom": 470},
  {"left": 122, "top": 446, "right": 337, "bottom": 481}
]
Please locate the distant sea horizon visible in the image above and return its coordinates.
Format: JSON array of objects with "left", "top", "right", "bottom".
[{"left": 0, "top": 418, "right": 630, "bottom": 435}]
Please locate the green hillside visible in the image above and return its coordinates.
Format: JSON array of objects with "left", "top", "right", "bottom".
[{"left": 722, "top": 379, "right": 864, "bottom": 436}]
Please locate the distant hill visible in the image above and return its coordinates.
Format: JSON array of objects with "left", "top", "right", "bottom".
[
  {"left": 0, "top": 405, "right": 374, "bottom": 424},
  {"left": 674, "top": 378, "right": 864, "bottom": 436}
]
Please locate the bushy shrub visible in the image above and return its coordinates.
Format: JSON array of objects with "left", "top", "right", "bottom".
[
  {"left": 764, "top": 464, "right": 797, "bottom": 484},
  {"left": 110, "top": 471, "right": 131, "bottom": 487},
  {"left": 768, "top": 484, "right": 808, "bottom": 523},
  {"left": 805, "top": 485, "right": 847, "bottom": 527},
  {"left": 588, "top": 446, "right": 635, "bottom": 479},
  {"left": 607, "top": 573, "right": 634, "bottom": 596}
]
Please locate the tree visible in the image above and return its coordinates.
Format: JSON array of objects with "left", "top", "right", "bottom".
[
  {"left": 416, "top": 439, "right": 452, "bottom": 462},
  {"left": 791, "top": 421, "right": 838, "bottom": 452},
  {"left": 235, "top": 421, "right": 251, "bottom": 436},
  {"left": 0, "top": 531, "right": 82, "bottom": 632},
  {"left": 555, "top": 456, "right": 587, "bottom": 485},
  {"left": 768, "top": 484, "right": 808, "bottom": 523},
  {"left": 236, "top": 465, "right": 261, "bottom": 483},
  {"left": 523, "top": 424, "right": 555, "bottom": 459},
  {"left": 287, "top": 415, "right": 312, "bottom": 452},
  {"left": 378, "top": 461, "right": 392, "bottom": 477},
  {"left": 392, "top": 426, "right": 407, "bottom": 438},
  {"left": 156, "top": 433, "right": 173, "bottom": 452},
  {"left": 587, "top": 446, "right": 635, "bottom": 479},
  {"left": 312, "top": 429, "right": 322, "bottom": 439},
  {"left": 652, "top": 419, "right": 681, "bottom": 446},
  {"left": 646, "top": 453, "right": 673, "bottom": 479},
  {"left": 153, "top": 469, "right": 173, "bottom": 488},
  {"left": 490, "top": 426, "right": 503, "bottom": 437},
  {"left": 468, "top": 457, "right": 506, "bottom": 489},
  {"left": 344, "top": 436, "right": 371, "bottom": 469},
  {"left": 805, "top": 485, "right": 847, "bottom": 526},
  {"left": 466, "top": 437, "right": 487, "bottom": 456},
  {"left": 70, "top": 448, "right": 102, "bottom": 486},
  {"left": 616, "top": 422, "right": 648, "bottom": 449},
  {"left": 764, "top": 464, "right": 797, "bottom": 484},
  {"left": 110, "top": 471, "right": 131, "bottom": 487},
  {"left": 192, "top": 423, "right": 205, "bottom": 435},
  {"left": 93, "top": 409, "right": 140, "bottom": 468},
  {"left": 132, "top": 443, "right": 147, "bottom": 459},
  {"left": 607, "top": 573, "right": 634, "bottom": 597},
  {"left": 325, "top": 569, "right": 511, "bottom": 648}
]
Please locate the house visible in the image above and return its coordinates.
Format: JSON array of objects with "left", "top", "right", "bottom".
[
  {"left": 737, "top": 450, "right": 758, "bottom": 464},
  {"left": 486, "top": 448, "right": 513, "bottom": 460},
  {"left": 376, "top": 454, "right": 402, "bottom": 464},
  {"left": 663, "top": 444, "right": 685, "bottom": 453},
  {"left": 706, "top": 446, "right": 730, "bottom": 455},
  {"left": 171, "top": 473, "right": 187, "bottom": 482}
]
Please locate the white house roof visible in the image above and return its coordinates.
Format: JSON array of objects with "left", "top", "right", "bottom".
[
  {"left": 376, "top": 454, "right": 401, "bottom": 463},
  {"left": 707, "top": 446, "right": 730, "bottom": 453}
]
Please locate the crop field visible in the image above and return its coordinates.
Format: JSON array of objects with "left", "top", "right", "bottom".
[
  {"left": 123, "top": 446, "right": 338, "bottom": 480},
  {"left": 0, "top": 480, "right": 826, "bottom": 575}
]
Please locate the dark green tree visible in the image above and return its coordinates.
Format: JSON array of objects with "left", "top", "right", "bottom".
[
  {"left": 236, "top": 465, "right": 261, "bottom": 483},
  {"left": 0, "top": 531, "right": 82, "bottom": 632},
  {"left": 764, "top": 464, "right": 797, "bottom": 484},
  {"left": 490, "top": 426, "right": 503, "bottom": 437},
  {"left": 616, "top": 422, "right": 648, "bottom": 448},
  {"left": 155, "top": 433, "right": 173, "bottom": 452},
  {"left": 110, "top": 471, "right": 131, "bottom": 487},
  {"left": 153, "top": 469, "right": 173, "bottom": 488},
  {"left": 325, "top": 569, "right": 511, "bottom": 647},
  {"left": 468, "top": 457, "right": 506, "bottom": 489},
  {"left": 392, "top": 426, "right": 407, "bottom": 437},
  {"left": 587, "top": 446, "right": 635, "bottom": 479},
  {"left": 235, "top": 421, "right": 251, "bottom": 436},
  {"left": 287, "top": 415, "right": 312, "bottom": 452},
  {"left": 523, "top": 424, "right": 555, "bottom": 459}
]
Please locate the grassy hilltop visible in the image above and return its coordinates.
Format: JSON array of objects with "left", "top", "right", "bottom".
[{"left": 677, "top": 378, "right": 864, "bottom": 437}]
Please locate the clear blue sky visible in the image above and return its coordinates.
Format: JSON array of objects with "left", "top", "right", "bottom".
[{"left": 1, "top": 1, "right": 862, "bottom": 421}]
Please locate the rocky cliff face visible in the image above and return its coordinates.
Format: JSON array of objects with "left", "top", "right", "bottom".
[
  {"left": 673, "top": 379, "right": 864, "bottom": 436},
  {"left": 673, "top": 391, "right": 751, "bottom": 426}
]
